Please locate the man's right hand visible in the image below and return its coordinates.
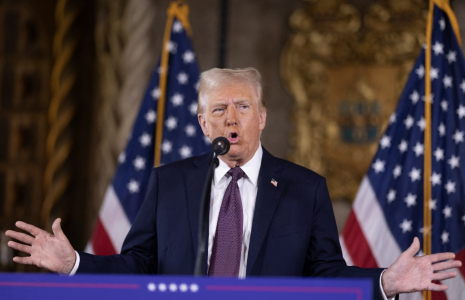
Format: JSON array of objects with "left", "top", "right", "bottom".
[{"left": 5, "top": 218, "right": 76, "bottom": 274}]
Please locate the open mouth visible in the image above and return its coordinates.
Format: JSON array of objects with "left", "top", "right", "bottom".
[{"left": 228, "top": 132, "right": 239, "bottom": 143}]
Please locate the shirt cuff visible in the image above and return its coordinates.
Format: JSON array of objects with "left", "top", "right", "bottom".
[
  {"left": 69, "top": 251, "right": 80, "bottom": 276},
  {"left": 380, "top": 269, "right": 395, "bottom": 300}
]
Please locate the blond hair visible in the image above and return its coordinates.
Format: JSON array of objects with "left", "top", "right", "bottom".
[{"left": 197, "top": 67, "right": 266, "bottom": 114}]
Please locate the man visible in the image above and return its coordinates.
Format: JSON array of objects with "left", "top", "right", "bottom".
[{"left": 6, "top": 68, "right": 461, "bottom": 299}]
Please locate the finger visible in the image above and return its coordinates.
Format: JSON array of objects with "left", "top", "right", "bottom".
[
  {"left": 8, "top": 241, "right": 32, "bottom": 254},
  {"left": 428, "top": 252, "right": 456, "bottom": 263},
  {"left": 13, "top": 256, "right": 34, "bottom": 265},
  {"left": 427, "top": 282, "right": 449, "bottom": 292},
  {"left": 432, "top": 271, "right": 457, "bottom": 281},
  {"left": 15, "top": 221, "right": 43, "bottom": 237},
  {"left": 433, "top": 260, "right": 463, "bottom": 272},
  {"left": 404, "top": 237, "right": 420, "bottom": 257},
  {"left": 5, "top": 230, "right": 34, "bottom": 245},
  {"left": 52, "top": 218, "right": 65, "bottom": 239}
]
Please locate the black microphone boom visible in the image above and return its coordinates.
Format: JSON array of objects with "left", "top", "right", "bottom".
[{"left": 211, "top": 136, "right": 230, "bottom": 155}]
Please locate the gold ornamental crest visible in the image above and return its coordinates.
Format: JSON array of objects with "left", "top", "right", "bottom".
[{"left": 281, "top": 0, "right": 427, "bottom": 201}]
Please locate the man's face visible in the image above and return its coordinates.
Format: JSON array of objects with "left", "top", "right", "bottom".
[{"left": 198, "top": 82, "right": 267, "bottom": 166}]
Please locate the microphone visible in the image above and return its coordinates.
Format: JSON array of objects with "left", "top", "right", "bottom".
[{"left": 211, "top": 136, "right": 230, "bottom": 155}]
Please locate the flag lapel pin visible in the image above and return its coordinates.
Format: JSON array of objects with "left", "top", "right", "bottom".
[{"left": 271, "top": 178, "right": 278, "bottom": 187}]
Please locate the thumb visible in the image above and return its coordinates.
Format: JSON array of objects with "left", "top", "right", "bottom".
[
  {"left": 404, "top": 237, "right": 420, "bottom": 257},
  {"left": 52, "top": 218, "right": 65, "bottom": 239}
]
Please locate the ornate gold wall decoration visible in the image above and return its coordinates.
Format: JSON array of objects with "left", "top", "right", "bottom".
[{"left": 281, "top": 0, "right": 426, "bottom": 201}]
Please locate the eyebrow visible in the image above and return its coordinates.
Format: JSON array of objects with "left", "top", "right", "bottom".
[
  {"left": 211, "top": 99, "right": 250, "bottom": 105},
  {"left": 233, "top": 99, "right": 250, "bottom": 104}
]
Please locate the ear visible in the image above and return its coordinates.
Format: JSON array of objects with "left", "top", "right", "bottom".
[
  {"left": 198, "top": 114, "right": 209, "bottom": 137},
  {"left": 258, "top": 109, "right": 267, "bottom": 131}
]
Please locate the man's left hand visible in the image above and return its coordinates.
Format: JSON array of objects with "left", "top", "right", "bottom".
[{"left": 381, "top": 237, "right": 462, "bottom": 298}]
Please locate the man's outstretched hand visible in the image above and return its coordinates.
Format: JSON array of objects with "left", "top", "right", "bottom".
[
  {"left": 5, "top": 218, "right": 76, "bottom": 274},
  {"left": 382, "top": 237, "right": 462, "bottom": 298}
]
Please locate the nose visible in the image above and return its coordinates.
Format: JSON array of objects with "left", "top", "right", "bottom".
[{"left": 226, "top": 106, "right": 238, "bottom": 125}]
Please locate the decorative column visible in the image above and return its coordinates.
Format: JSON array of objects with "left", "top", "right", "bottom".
[
  {"left": 89, "top": 0, "right": 157, "bottom": 231},
  {"left": 42, "top": 0, "right": 82, "bottom": 227}
]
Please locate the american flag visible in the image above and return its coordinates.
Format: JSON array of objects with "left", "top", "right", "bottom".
[
  {"left": 85, "top": 17, "right": 210, "bottom": 255},
  {"left": 340, "top": 4, "right": 465, "bottom": 300}
]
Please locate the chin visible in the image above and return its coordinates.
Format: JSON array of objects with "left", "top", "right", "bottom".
[
  {"left": 226, "top": 151, "right": 240, "bottom": 158},
  {"left": 225, "top": 148, "right": 242, "bottom": 159}
]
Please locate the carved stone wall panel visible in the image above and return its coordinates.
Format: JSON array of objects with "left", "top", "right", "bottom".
[
  {"left": 281, "top": 0, "right": 426, "bottom": 201},
  {"left": 13, "top": 61, "right": 50, "bottom": 111},
  {"left": 10, "top": 114, "right": 46, "bottom": 163},
  {"left": 0, "top": 0, "right": 54, "bottom": 272},
  {"left": 323, "top": 64, "right": 407, "bottom": 199}
]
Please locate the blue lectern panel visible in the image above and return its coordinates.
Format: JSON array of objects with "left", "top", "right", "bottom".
[{"left": 0, "top": 273, "right": 373, "bottom": 300}]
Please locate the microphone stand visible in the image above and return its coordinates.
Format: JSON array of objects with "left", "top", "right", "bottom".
[
  {"left": 194, "top": 136, "right": 229, "bottom": 276},
  {"left": 194, "top": 153, "right": 219, "bottom": 276}
]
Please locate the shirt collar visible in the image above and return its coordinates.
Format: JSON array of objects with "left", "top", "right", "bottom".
[{"left": 214, "top": 143, "right": 263, "bottom": 187}]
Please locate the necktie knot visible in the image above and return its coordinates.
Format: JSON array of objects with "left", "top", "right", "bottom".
[{"left": 228, "top": 167, "right": 245, "bottom": 182}]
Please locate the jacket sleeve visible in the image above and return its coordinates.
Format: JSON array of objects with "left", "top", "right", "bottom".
[
  {"left": 77, "top": 168, "right": 159, "bottom": 274},
  {"left": 304, "top": 177, "right": 385, "bottom": 300}
]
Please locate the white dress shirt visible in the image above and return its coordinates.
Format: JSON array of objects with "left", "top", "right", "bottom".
[{"left": 207, "top": 144, "right": 263, "bottom": 278}]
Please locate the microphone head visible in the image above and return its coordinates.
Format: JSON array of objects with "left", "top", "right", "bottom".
[{"left": 211, "top": 136, "right": 230, "bottom": 155}]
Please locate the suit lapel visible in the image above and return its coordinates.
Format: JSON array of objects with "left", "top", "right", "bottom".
[
  {"left": 185, "top": 152, "right": 212, "bottom": 274},
  {"left": 246, "top": 148, "right": 284, "bottom": 275}
]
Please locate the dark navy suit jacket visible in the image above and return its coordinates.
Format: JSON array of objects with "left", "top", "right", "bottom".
[{"left": 78, "top": 148, "right": 384, "bottom": 297}]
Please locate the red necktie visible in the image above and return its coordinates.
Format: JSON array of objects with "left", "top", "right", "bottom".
[{"left": 208, "top": 167, "right": 245, "bottom": 277}]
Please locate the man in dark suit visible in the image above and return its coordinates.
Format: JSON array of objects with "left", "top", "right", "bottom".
[{"left": 6, "top": 68, "right": 461, "bottom": 299}]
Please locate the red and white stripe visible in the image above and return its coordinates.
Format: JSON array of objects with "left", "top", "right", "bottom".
[
  {"left": 85, "top": 186, "right": 131, "bottom": 255},
  {"left": 341, "top": 177, "right": 401, "bottom": 268},
  {"left": 340, "top": 177, "right": 465, "bottom": 299}
]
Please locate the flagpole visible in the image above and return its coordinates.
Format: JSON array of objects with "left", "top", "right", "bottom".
[
  {"left": 423, "top": 1, "right": 434, "bottom": 299},
  {"left": 154, "top": 1, "right": 193, "bottom": 167},
  {"left": 424, "top": 1, "right": 462, "bottom": 299}
]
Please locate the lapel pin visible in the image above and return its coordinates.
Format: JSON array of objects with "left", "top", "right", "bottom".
[{"left": 271, "top": 178, "right": 278, "bottom": 187}]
